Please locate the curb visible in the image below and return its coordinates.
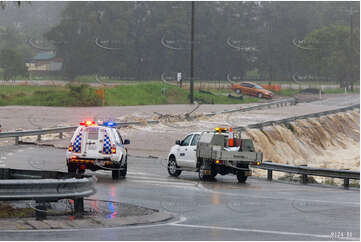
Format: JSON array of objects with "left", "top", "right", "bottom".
[{"left": 0, "top": 211, "right": 173, "bottom": 231}]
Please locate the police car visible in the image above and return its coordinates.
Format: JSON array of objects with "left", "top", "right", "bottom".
[{"left": 66, "top": 120, "right": 130, "bottom": 180}]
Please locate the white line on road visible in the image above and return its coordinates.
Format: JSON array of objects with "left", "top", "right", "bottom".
[
  {"left": 170, "top": 223, "right": 359, "bottom": 240},
  {"left": 198, "top": 184, "right": 360, "bottom": 206},
  {"left": 0, "top": 157, "right": 6, "bottom": 160},
  {"left": 127, "top": 175, "right": 196, "bottom": 184},
  {"left": 129, "top": 179, "right": 197, "bottom": 187}
]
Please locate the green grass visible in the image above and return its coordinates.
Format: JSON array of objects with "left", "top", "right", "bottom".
[
  {"left": 322, "top": 87, "right": 360, "bottom": 94},
  {"left": 274, "top": 89, "right": 301, "bottom": 96},
  {"left": 105, "top": 83, "right": 259, "bottom": 105},
  {"left": 0, "top": 83, "right": 260, "bottom": 106}
]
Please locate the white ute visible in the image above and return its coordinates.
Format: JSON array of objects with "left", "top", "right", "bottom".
[
  {"left": 66, "top": 120, "right": 130, "bottom": 180},
  {"left": 167, "top": 128, "right": 262, "bottom": 183}
]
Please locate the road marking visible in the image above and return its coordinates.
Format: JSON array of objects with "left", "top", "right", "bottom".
[
  {"left": 94, "top": 171, "right": 198, "bottom": 188},
  {"left": 129, "top": 179, "right": 197, "bottom": 187},
  {"left": 7, "top": 153, "right": 13, "bottom": 156},
  {"left": 0, "top": 157, "right": 6, "bottom": 160},
  {"left": 170, "top": 223, "right": 359, "bottom": 240},
  {"left": 128, "top": 171, "right": 161, "bottom": 176},
  {"left": 198, "top": 184, "right": 360, "bottom": 206},
  {"left": 127, "top": 175, "right": 195, "bottom": 183}
]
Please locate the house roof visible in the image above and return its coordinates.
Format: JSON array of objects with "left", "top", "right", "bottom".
[{"left": 32, "top": 51, "right": 56, "bottom": 60}]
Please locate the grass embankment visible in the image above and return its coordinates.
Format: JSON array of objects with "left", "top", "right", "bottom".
[
  {"left": 273, "top": 87, "right": 360, "bottom": 96},
  {"left": 0, "top": 83, "right": 259, "bottom": 106}
]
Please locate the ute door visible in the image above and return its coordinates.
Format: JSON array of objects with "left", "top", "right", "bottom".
[
  {"left": 83, "top": 126, "right": 100, "bottom": 158},
  {"left": 183, "top": 134, "right": 200, "bottom": 168},
  {"left": 176, "top": 134, "right": 193, "bottom": 167}
]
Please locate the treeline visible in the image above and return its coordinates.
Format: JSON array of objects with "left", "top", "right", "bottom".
[{"left": 3, "top": 2, "right": 360, "bottom": 88}]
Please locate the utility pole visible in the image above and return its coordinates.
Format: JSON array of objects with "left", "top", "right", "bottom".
[
  {"left": 189, "top": 1, "right": 195, "bottom": 104},
  {"left": 349, "top": 5, "right": 354, "bottom": 91}
]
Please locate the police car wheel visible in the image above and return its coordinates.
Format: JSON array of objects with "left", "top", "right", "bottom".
[
  {"left": 236, "top": 171, "right": 248, "bottom": 183},
  {"left": 67, "top": 165, "right": 76, "bottom": 174},
  {"left": 76, "top": 168, "right": 85, "bottom": 175},
  {"left": 168, "top": 157, "right": 181, "bottom": 177},
  {"left": 112, "top": 170, "right": 120, "bottom": 180},
  {"left": 119, "top": 162, "right": 127, "bottom": 177}
]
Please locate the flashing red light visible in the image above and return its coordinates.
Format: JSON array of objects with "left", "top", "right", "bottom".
[
  {"left": 111, "top": 147, "right": 116, "bottom": 154},
  {"left": 80, "top": 120, "right": 96, "bottom": 126},
  {"left": 72, "top": 155, "right": 77, "bottom": 159}
]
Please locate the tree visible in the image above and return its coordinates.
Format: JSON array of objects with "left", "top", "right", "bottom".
[
  {"left": 301, "top": 25, "right": 359, "bottom": 88},
  {"left": 0, "top": 48, "right": 28, "bottom": 81}
]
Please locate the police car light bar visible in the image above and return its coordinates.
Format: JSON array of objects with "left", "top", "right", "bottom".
[
  {"left": 102, "top": 121, "right": 117, "bottom": 128},
  {"left": 80, "top": 120, "right": 96, "bottom": 126}
]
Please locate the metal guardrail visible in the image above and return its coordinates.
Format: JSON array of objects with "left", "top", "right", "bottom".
[
  {"left": 0, "top": 99, "right": 297, "bottom": 144},
  {"left": 0, "top": 120, "right": 160, "bottom": 145},
  {"left": 235, "top": 103, "right": 360, "bottom": 130},
  {"left": 204, "top": 98, "right": 297, "bottom": 117},
  {"left": 0, "top": 168, "right": 97, "bottom": 219},
  {"left": 252, "top": 161, "right": 360, "bottom": 189}
]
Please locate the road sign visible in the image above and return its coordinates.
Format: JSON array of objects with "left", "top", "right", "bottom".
[{"left": 177, "top": 72, "right": 182, "bottom": 82}]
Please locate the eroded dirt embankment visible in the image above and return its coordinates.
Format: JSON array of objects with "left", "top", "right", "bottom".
[{"left": 245, "top": 110, "right": 360, "bottom": 184}]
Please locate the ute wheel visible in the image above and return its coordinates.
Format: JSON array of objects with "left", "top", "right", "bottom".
[
  {"left": 168, "top": 156, "right": 181, "bottom": 177},
  {"left": 112, "top": 170, "right": 120, "bottom": 180},
  {"left": 198, "top": 162, "right": 214, "bottom": 181},
  {"left": 209, "top": 165, "right": 217, "bottom": 178},
  {"left": 257, "top": 92, "right": 263, "bottom": 98},
  {"left": 67, "top": 165, "right": 76, "bottom": 174},
  {"left": 119, "top": 161, "right": 127, "bottom": 177},
  {"left": 237, "top": 171, "right": 248, "bottom": 183},
  {"left": 235, "top": 89, "right": 241, "bottom": 94}
]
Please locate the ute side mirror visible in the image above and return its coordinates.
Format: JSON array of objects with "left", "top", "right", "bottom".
[
  {"left": 175, "top": 140, "right": 181, "bottom": 145},
  {"left": 124, "top": 139, "right": 130, "bottom": 145}
]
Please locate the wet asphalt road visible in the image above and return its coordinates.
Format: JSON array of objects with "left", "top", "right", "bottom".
[{"left": 0, "top": 145, "right": 359, "bottom": 241}]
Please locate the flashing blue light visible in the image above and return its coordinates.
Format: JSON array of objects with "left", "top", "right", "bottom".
[{"left": 102, "top": 121, "right": 117, "bottom": 128}]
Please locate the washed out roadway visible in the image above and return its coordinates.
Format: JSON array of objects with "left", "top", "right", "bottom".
[{"left": 0, "top": 145, "right": 359, "bottom": 241}]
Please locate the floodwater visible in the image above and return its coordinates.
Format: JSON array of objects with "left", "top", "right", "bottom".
[{"left": 245, "top": 111, "right": 360, "bottom": 184}]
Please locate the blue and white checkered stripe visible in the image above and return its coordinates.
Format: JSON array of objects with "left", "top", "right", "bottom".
[
  {"left": 73, "top": 133, "right": 82, "bottom": 153},
  {"left": 103, "top": 134, "right": 112, "bottom": 154}
]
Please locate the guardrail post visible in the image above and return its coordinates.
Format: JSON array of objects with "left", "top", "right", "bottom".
[
  {"left": 15, "top": 136, "right": 19, "bottom": 145},
  {"left": 37, "top": 135, "right": 41, "bottom": 142},
  {"left": 344, "top": 178, "right": 349, "bottom": 189},
  {"left": 35, "top": 201, "right": 47, "bottom": 220},
  {"left": 301, "top": 174, "right": 308, "bottom": 184},
  {"left": 59, "top": 132, "right": 63, "bottom": 139},
  {"left": 267, "top": 170, "right": 272, "bottom": 181},
  {"left": 74, "top": 198, "right": 84, "bottom": 218},
  {"left": 300, "top": 165, "right": 308, "bottom": 184}
]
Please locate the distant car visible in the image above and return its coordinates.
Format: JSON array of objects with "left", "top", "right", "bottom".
[
  {"left": 66, "top": 120, "right": 130, "bottom": 180},
  {"left": 231, "top": 82, "right": 273, "bottom": 99}
]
